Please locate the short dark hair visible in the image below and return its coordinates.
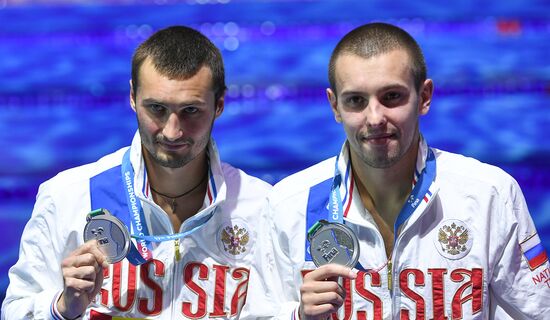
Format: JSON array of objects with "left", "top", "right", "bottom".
[
  {"left": 328, "top": 22, "right": 427, "bottom": 93},
  {"left": 131, "top": 26, "right": 226, "bottom": 101}
]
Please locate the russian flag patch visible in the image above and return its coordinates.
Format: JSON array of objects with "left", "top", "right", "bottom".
[{"left": 520, "top": 233, "right": 548, "bottom": 270}]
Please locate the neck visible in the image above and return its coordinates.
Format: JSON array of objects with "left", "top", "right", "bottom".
[
  {"left": 143, "top": 147, "right": 209, "bottom": 229},
  {"left": 351, "top": 137, "right": 419, "bottom": 226},
  {"left": 145, "top": 151, "right": 208, "bottom": 198}
]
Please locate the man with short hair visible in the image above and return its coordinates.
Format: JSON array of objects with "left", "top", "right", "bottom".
[
  {"left": 2, "top": 26, "right": 273, "bottom": 319},
  {"left": 264, "top": 22, "right": 550, "bottom": 319}
]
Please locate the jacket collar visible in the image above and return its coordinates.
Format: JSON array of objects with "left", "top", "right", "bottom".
[{"left": 336, "top": 136, "right": 439, "bottom": 233}]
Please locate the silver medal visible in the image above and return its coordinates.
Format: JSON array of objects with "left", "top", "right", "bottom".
[
  {"left": 308, "top": 220, "right": 360, "bottom": 268},
  {"left": 83, "top": 209, "right": 131, "bottom": 264}
]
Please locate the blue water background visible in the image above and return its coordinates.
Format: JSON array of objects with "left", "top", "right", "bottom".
[{"left": 0, "top": 0, "right": 549, "bottom": 309}]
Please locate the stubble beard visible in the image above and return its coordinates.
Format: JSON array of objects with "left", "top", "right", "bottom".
[
  {"left": 150, "top": 147, "right": 195, "bottom": 169},
  {"left": 353, "top": 133, "right": 406, "bottom": 169},
  {"left": 355, "top": 129, "right": 419, "bottom": 169},
  {"left": 358, "top": 145, "right": 402, "bottom": 169},
  {"left": 138, "top": 126, "right": 210, "bottom": 169}
]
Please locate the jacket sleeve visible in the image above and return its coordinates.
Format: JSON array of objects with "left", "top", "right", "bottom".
[
  {"left": 1, "top": 182, "right": 67, "bottom": 320},
  {"left": 489, "top": 177, "right": 550, "bottom": 319}
]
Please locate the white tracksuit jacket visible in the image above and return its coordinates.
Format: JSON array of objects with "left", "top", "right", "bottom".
[
  {"left": 264, "top": 138, "right": 550, "bottom": 319},
  {"left": 2, "top": 132, "right": 274, "bottom": 319}
]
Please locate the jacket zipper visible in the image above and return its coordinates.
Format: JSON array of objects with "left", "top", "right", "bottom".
[{"left": 174, "top": 238, "right": 181, "bottom": 261}]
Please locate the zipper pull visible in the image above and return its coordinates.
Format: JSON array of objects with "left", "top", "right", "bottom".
[
  {"left": 387, "top": 260, "right": 392, "bottom": 290},
  {"left": 174, "top": 239, "right": 181, "bottom": 261}
]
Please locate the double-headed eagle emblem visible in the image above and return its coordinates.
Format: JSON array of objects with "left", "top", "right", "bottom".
[
  {"left": 438, "top": 222, "right": 469, "bottom": 255},
  {"left": 220, "top": 225, "right": 250, "bottom": 256}
]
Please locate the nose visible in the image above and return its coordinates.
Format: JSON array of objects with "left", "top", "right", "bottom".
[
  {"left": 364, "top": 99, "right": 387, "bottom": 128},
  {"left": 162, "top": 112, "right": 183, "bottom": 141}
]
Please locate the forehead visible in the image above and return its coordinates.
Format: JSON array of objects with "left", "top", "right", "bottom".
[
  {"left": 136, "top": 58, "right": 214, "bottom": 95},
  {"left": 334, "top": 50, "right": 415, "bottom": 93}
]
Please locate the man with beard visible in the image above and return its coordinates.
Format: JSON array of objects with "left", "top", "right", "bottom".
[
  {"left": 2, "top": 26, "right": 273, "bottom": 319},
  {"left": 263, "top": 22, "right": 550, "bottom": 319}
]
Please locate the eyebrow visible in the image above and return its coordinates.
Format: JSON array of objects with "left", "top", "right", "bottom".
[
  {"left": 141, "top": 98, "right": 206, "bottom": 107},
  {"left": 340, "top": 90, "right": 365, "bottom": 97},
  {"left": 142, "top": 98, "right": 163, "bottom": 105},
  {"left": 340, "top": 84, "right": 409, "bottom": 96},
  {"left": 378, "top": 84, "right": 409, "bottom": 92}
]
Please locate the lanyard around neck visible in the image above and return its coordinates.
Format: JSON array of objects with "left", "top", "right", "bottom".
[
  {"left": 327, "top": 147, "right": 436, "bottom": 272},
  {"left": 121, "top": 149, "right": 215, "bottom": 265},
  {"left": 329, "top": 148, "right": 436, "bottom": 241}
]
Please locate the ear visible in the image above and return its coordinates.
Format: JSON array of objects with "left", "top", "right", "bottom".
[
  {"left": 326, "top": 88, "right": 341, "bottom": 123},
  {"left": 129, "top": 79, "right": 137, "bottom": 112},
  {"left": 419, "top": 79, "right": 433, "bottom": 116},
  {"left": 214, "top": 95, "right": 225, "bottom": 119}
]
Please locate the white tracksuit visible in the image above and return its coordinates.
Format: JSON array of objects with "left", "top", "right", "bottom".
[
  {"left": 2, "top": 132, "right": 274, "bottom": 319},
  {"left": 264, "top": 138, "right": 550, "bottom": 319}
]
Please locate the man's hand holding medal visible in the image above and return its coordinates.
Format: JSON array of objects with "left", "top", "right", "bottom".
[
  {"left": 56, "top": 209, "right": 129, "bottom": 318},
  {"left": 57, "top": 240, "right": 109, "bottom": 319},
  {"left": 300, "top": 220, "right": 360, "bottom": 320}
]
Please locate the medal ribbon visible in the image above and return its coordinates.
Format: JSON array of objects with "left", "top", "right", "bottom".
[
  {"left": 121, "top": 150, "right": 153, "bottom": 264},
  {"left": 327, "top": 147, "right": 436, "bottom": 270},
  {"left": 121, "top": 149, "right": 215, "bottom": 265},
  {"left": 393, "top": 148, "right": 436, "bottom": 240},
  {"left": 325, "top": 157, "right": 367, "bottom": 270}
]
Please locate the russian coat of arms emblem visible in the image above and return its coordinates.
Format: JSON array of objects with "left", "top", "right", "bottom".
[
  {"left": 438, "top": 222, "right": 469, "bottom": 255},
  {"left": 220, "top": 224, "right": 250, "bottom": 256},
  {"left": 434, "top": 219, "right": 473, "bottom": 260}
]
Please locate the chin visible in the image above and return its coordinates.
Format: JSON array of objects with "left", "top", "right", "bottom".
[
  {"left": 357, "top": 147, "right": 401, "bottom": 169},
  {"left": 150, "top": 152, "right": 186, "bottom": 168}
]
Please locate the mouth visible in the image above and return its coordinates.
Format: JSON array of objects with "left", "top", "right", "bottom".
[
  {"left": 363, "top": 133, "right": 396, "bottom": 145},
  {"left": 157, "top": 140, "right": 191, "bottom": 152}
]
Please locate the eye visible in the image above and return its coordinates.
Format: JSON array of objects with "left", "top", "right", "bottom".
[
  {"left": 183, "top": 106, "right": 198, "bottom": 114},
  {"left": 344, "top": 96, "right": 366, "bottom": 108},
  {"left": 383, "top": 91, "right": 401, "bottom": 101},
  {"left": 147, "top": 103, "right": 166, "bottom": 114}
]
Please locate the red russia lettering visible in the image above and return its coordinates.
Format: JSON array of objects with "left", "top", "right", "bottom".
[
  {"left": 301, "top": 267, "right": 483, "bottom": 319},
  {"left": 139, "top": 259, "right": 164, "bottom": 315},
  {"left": 450, "top": 268, "right": 483, "bottom": 319},
  {"left": 301, "top": 270, "right": 383, "bottom": 320},
  {"left": 101, "top": 260, "right": 163, "bottom": 314},
  {"left": 100, "top": 267, "right": 109, "bottom": 306},
  {"left": 399, "top": 269, "right": 425, "bottom": 320},
  {"left": 182, "top": 262, "right": 209, "bottom": 318},
  {"left": 182, "top": 262, "right": 250, "bottom": 318},
  {"left": 209, "top": 265, "right": 230, "bottom": 317},
  {"left": 100, "top": 260, "right": 249, "bottom": 317},
  {"left": 112, "top": 262, "right": 137, "bottom": 311},
  {"left": 399, "top": 268, "right": 483, "bottom": 320},
  {"left": 355, "top": 271, "right": 383, "bottom": 320},
  {"left": 230, "top": 267, "right": 251, "bottom": 316},
  {"left": 428, "top": 269, "right": 447, "bottom": 320}
]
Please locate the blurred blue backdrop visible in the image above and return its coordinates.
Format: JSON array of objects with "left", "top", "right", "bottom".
[{"left": 0, "top": 0, "right": 549, "bottom": 311}]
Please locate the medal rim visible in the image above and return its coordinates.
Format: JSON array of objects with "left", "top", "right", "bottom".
[
  {"left": 309, "top": 221, "right": 360, "bottom": 268},
  {"left": 83, "top": 214, "right": 131, "bottom": 264}
]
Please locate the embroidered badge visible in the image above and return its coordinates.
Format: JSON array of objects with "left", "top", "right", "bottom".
[
  {"left": 434, "top": 219, "right": 473, "bottom": 260},
  {"left": 217, "top": 221, "right": 252, "bottom": 259},
  {"left": 520, "top": 233, "right": 548, "bottom": 270}
]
